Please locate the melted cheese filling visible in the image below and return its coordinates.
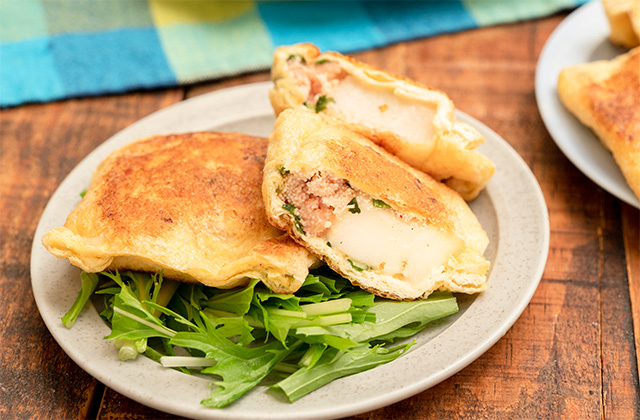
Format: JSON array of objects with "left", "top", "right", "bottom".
[
  {"left": 325, "top": 198, "right": 463, "bottom": 286},
  {"left": 326, "top": 76, "right": 437, "bottom": 146}
]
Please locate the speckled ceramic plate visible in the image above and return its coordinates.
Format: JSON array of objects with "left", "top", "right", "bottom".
[
  {"left": 31, "top": 82, "right": 549, "bottom": 420},
  {"left": 535, "top": 0, "right": 640, "bottom": 209}
]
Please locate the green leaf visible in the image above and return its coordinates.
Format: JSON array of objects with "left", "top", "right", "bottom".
[
  {"left": 203, "top": 279, "right": 259, "bottom": 316},
  {"left": 170, "top": 314, "right": 302, "bottom": 408},
  {"left": 291, "top": 293, "right": 457, "bottom": 347},
  {"left": 345, "top": 290, "right": 375, "bottom": 307},
  {"left": 274, "top": 343, "right": 412, "bottom": 402},
  {"left": 203, "top": 310, "right": 255, "bottom": 346},
  {"left": 65, "top": 267, "right": 460, "bottom": 408},
  {"left": 61, "top": 272, "right": 99, "bottom": 328},
  {"left": 107, "top": 280, "right": 176, "bottom": 342}
]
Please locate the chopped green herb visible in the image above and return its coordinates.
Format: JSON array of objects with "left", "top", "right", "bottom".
[
  {"left": 315, "top": 58, "right": 331, "bottom": 65},
  {"left": 282, "top": 203, "right": 306, "bottom": 235},
  {"left": 293, "top": 220, "right": 305, "bottom": 235},
  {"left": 279, "top": 166, "right": 290, "bottom": 176},
  {"left": 287, "top": 54, "right": 306, "bottom": 64},
  {"left": 372, "top": 199, "right": 391, "bottom": 209},
  {"left": 314, "top": 95, "right": 335, "bottom": 113},
  {"left": 347, "top": 197, "right": 361, "bottom": 214},
  {"left": 348, "top": 259, "right": 369, "bottom": 272},
  {"left": 326, "top": 242, "right": 332, "bottom": 248},
  {"left": 80, "top": 189, "right": 87, "bottom": 198}
]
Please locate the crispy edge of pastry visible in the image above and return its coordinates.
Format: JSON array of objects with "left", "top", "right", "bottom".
[
  {"left": 42, "top": 132, "right": 317, "bottom": 294},
  {"left": 262, "top": 108, "right": 490, "bottom": 300},
  {"left": 269, "top": 43, "right": 495, "bottom": 201},
  {"left": 557, "top": 47, "right": 640, "bottom": 201}
]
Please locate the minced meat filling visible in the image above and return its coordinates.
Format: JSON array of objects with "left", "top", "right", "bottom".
[
  {"left": 288, "top": 58, "right": 347, "bottom": 105},
  {"left": 281, "top": 172, "right": 354, "bottom": 237}
]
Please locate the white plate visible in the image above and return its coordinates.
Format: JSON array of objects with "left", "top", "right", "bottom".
[
  {"left": 31, "top": 82, "right": 549, "bottom": 420},
  {"left": 535, "top": 0, "right": 640, "bottom": 209}
]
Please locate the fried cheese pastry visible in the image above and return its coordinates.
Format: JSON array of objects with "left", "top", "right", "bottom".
[
  {"left": 603, "top": 0, "right": 640, "bottom": 48},
  {"left": 269, "top": 43, "right": 495, "bottom": 201},
  {"left": 42, "top": 132, "right": 317, "bottom": 294},
  {"left": 558, "top": 47, "right": 640, "bottom": 201},
  {"left": 262, "top": 108, "right": 490, "bottom": 300}
]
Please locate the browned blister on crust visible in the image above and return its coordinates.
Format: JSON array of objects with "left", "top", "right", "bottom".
[
  {"left": 262, "top": 108, "right": 490, "bottom": 300},
  {"left": 558, "top": 46, "right": 640, "bottom": 201},
  {"left": 269, "top": 43, "right": 495, "bottom": 201},
  {"left": 42, "top": 132, "right": 317, "bottom": 293}
]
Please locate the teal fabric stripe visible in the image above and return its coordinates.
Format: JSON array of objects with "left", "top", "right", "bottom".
[
  {"left": 363, "top": 1, "right": 477, "bottom": 43},
  {"left": 50, "top": 28, "right": 176, "bottom": 97},
  {"left": 0, "top": 38, "right": 65, "bottom": 106},
  {"left": 463, "top": 0, "right": 589, "bottom": 26},
  {"left": 257, "top": 1, "right": 386, "bottom": 53}
]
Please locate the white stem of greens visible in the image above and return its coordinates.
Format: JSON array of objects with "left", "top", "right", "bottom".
[
  {"left": 293, "top": 313, "right": 352, "bottom": 328},
  {"left": 268, "top": 308, "right": 308, "bottom": 318},
  {"left": 113, "top": 306, "right": 176, "bottom": 337},
  {"left": 160, "top": 356, "right": 216, "bottom": 368},
  {"left": 300, "top": 298, "right": 352, "bottom": 316}
]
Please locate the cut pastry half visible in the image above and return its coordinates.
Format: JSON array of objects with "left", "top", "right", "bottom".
[
  {"left": 269, "top": 43, "right": 495, "bottom": 200},
  {"left": 42, "top": 132, "right": 318, "bottom": 294},
  {"left": 262, "top": 108, "right": 490, "bottom": 300}
]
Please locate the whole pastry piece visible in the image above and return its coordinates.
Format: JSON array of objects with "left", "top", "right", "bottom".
[
  {"left": 42, "top": 132, "right": 317, "bottom": 294},
  {"left": 269, "top": 43, "right": 495, "bottom": 201},
  {"left": 558, "top": 47, "right": 640, "bottom": 201},
  {"left": 262, "top": 108, "right": 490, "bottom": 300}
]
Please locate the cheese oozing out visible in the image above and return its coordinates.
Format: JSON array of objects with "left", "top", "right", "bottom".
[
  {"left": 326, "top": 75, "right": 437, "bottom": 147},
  {"left": 280, "top": 172, "right": 463, "bottom": 285},
  {"left": 324, "top": 196, "right": 463, "bottom": 285}
]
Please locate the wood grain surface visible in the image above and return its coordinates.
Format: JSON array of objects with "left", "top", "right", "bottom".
[{"left": 1, "top": 11, "right": 639, "bottom": 420}]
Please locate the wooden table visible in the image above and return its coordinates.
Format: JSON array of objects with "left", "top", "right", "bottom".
[{"left": 2, "top": 11, "right": 639, "bottom": 420}]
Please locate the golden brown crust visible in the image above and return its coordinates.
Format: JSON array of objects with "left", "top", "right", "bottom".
[
  {"left": 262, "top": 108, "right": 490, "bottom": 300},
  {"left": 269, "top": 43, "right": 495, "bottom": 201},
  {"left": 42, "top": 132, "right": 317, "bottom": 293},
  {"left": 603, "top": 0, "right": 640, "bottom": 48},
  {"left": 558, "top": 47, "right": 640, "bottom": 201}
]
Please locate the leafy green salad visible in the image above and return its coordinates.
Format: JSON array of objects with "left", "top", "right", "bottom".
[{"left": 63, "top": 268, "right": 459, "bottom": 408}]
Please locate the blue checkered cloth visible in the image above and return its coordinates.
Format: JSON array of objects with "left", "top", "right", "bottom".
[{"left": 0, "top": 0, "right": 590, "bottom": 108}]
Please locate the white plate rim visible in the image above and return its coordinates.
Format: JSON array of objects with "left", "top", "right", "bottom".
[
  {"left": 31, "top": 81, "right": 550, "bottom": 420},
  {"left": 535, "top": 0, "right": 640, "bottom": 209}
]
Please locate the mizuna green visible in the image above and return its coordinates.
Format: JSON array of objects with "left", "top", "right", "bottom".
[{"left": 62, "top": 268, "right": 459, "bottom": 408}]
